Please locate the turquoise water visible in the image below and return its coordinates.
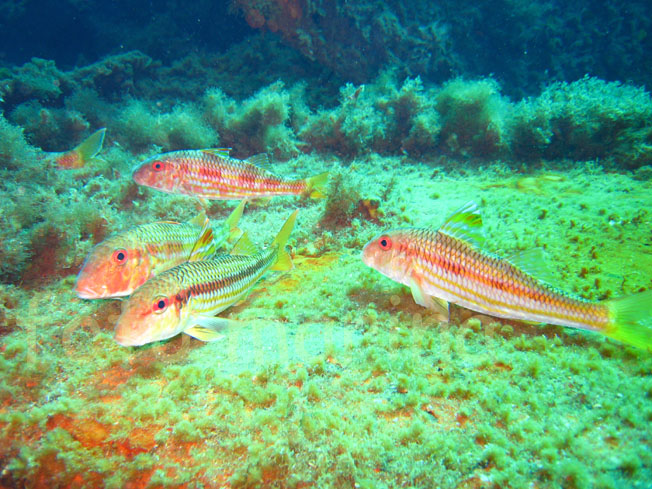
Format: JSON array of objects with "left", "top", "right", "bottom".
[{"left": 1, "top": 1, "right": 651, "bottom": 488}]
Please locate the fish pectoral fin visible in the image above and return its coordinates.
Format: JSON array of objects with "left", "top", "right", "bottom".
[
  {"left": 409, "top": 277, "right": 433, "bottom": 308},
  {"left": 409, "top": 278, "right": 449, "bottom": 322},
  {"left": 184, "top": 316, "right": 237, "bottom": 342},
  {"left": 184, "top": 326, "right": 225, "bottom": 342}
]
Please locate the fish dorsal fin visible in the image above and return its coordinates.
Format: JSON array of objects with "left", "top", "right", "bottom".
[
  {"left": 438, "top": 201, "right": 485, "bottom": 248},
  {"left": 507, "top": 248, "right": 555, "bottom": 285},
  {"left": 230, "top": 232, "right": 259, "bottom": 256},
  {"left": 225, "top": 201, "right": 245, "bottom": 231},
  {"left": 225, "top": 201, "right": 246, "bottom": 243},
  {"left": 188, "top": 214, "right": 217, "bottom": 261},
  {"left": 187, "top": 211, "right": 207, "bottom": 227},
  {"left": 270, "top": 210, "right": 298, "bottom": 271},
  {"left": 246, "top": 153, "right": 269, "bottom": 166},
  {"left": 202, "top": 148, "right": 232, "bottom": 158}
]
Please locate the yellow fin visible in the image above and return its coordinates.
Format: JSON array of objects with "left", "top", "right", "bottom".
[
  {"left": 304, "top": 172, "right": 329, "bottom": 199},
  {"left": 202, "top": 148, "right": 232, "bottom": 158},
  {"left": 188, "top": 211, "right": 207, "bottom": 227},
  {"left": 604, "top": 290, "right": 652, "bottom": 350},
  {"left": 246, "top": 153, "right": 269, "bottom": 166},
  {"left": 507, "top": 248, "right": 555, "bottom": 285},
  {"left": 75, "top": 128, "right": 106, "bottom": 161},
  {"left": 438, "top": 201, "right": 485, "bottom": 248},
  {"left": 224, "top": 201, "right": 246, "bottom": 244},
  {"left": 270, "top": 210, "right": 298, "bottom": 271},
  {"left": 230, "top": 232, "right": 259, "bottom": 256},
  {"left": 225, "top": 201, "right": 246, "bottom": 230},
  {"left": 409, "top": 277, "right": 449, "bottom": 322},
  {"left": 188, "top": 214, "right": 217, "bottom": 261},
  {"left": 184, "top": 322, "right": 227, "bottom": 342}
]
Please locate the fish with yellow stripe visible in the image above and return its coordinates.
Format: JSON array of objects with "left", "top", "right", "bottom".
[
  {"left": 75, "top": 201, "right": 245, "bottom": 299},
  {"left": 132, "top": 148, "right": 328, "bottom": 200},
  {"left": 114, "top": 210, "right": 297, "bottom": 346},
  {"left": 362, "top": 201, "right": 652, "bottom": 350}
]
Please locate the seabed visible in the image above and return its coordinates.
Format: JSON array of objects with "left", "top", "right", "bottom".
[{"left": 1, "top": 154, "right": 651, "bottom": 488}]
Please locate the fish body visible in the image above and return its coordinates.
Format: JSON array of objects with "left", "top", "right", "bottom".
[
  {"left": 362, "top": 202, "right": 652, "bottom": 349},
  {"left": 114, "top": 210, "right": 297, "bottom": 346},
  {"left": 56, "top": 128, "right": 106, "bottom": 169},
  {"left": 75, "top": 202, "right": 244, "bottom": 299},
  {"left": 132, "top": 148, "right": 328, "bottom": 200}
]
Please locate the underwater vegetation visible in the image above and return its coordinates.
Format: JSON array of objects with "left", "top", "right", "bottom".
[
  {"left": 0, "top": 16, "right": 651, "bottom": 489},
  {"left": 231, "top": 0, "right": 652, "bottom": 97}
]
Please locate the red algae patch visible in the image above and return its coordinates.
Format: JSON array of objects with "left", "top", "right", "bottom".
[{"left": 46, "top": 414, "right": 109, "bottom": 447}]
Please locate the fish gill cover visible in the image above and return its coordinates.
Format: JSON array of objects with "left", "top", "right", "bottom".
[{"left": 0, "top": 0, "right": 651, "bottom": 488}]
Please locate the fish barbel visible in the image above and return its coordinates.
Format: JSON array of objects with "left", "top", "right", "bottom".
[
  {"left": 114, "top": 210, "right": 297, "bottom": 346},
  {"left": 75, "top": 201, "right": 245, "bottom": 299},
  {"left": 132, "top": 148, "right": 328, "bottom": 200},
  {"left": 362, "top": 201, "right": 652, "bottom": 349}
]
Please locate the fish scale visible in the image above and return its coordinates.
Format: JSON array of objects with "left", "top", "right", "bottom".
[
  {"left": 362, "top": 201, "right": 652, "bottom": 349},
  {"left": 405, "top": 228, "right": 609, "bottom": 330},
  {"left": 170, "top": 251, "right": 278, "bottom": 316},
  {"left": 134, "top": 221, "right": 211, "bottom": 265},
  {"left": 75, "top": 203, "right": 244, "bottom": 299},
  {"left": 180, "top": 152, "right": 303, "bottom": 198},
  {"left": 132, "top": 149, "right": 327, "bottom": 200},
  {"left": 113, "top": 210, "right": 297, "bottom": 346}
]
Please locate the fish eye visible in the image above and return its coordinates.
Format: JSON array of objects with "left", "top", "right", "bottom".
[
  {"left": 152, "top": 296, "right": 169, "bottom": 314},
  {"left": 152, "top": 161, "right": 164, "bottom": 171},
  {"left": 378, "top": 236, "right": 392, "bottom": 250},
  {"left": 112, "top": 249, "right": 128, "bottom": 264}
]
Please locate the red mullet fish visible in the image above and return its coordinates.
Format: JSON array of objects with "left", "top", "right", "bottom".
[
  {"left": 362, "top": 201, "right": 652, "bottom": 350},
  {"left": 132, "top": 148, "right": 328, "bottom": 200}
]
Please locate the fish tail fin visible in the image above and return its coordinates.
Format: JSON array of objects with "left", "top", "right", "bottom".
[
  {"left": 603, "top": 290, "right": 652, "bottom": 351},
  {"left": 189, "top": 214, "right": 217, "bottom": 261},
  {"left": 76, "top": 128, "right": 106, "bottom": 162},
  {"left": 303, "top": 172, "right": 329, "bottom": 199},
  {"left": 270, "top": 210, "right": 298, "bottom": 271},
  {"left": 225, "top": 200, "right": 246, "bottom": 243}
]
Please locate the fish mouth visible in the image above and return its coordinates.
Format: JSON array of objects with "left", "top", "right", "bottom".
[
  {"left": 114, "top": 329, "right": 141, "bottom": 347},
  {"left": 74, "top": 282, "right": 104, "bottom": 299},
  {"left": 114, "top": 335, "right": 135, "bottom": 347},
  {"left": 360, "top": 246, "right": 374, "bottom": 267},
  {"left": 74, "top": 281, "right": 131, "bottom": 299}
]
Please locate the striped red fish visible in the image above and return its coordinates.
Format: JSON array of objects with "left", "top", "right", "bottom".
[
  {"left": 132, "top": 148, "right": 328, "bottom": 200},
  {"left": 75, "top": 202, "right": 244, "bottom": 299},
  {"left": 362, "top": 201, "right": 652, "bottom": 349},
  {"left": 114, "top": 210, "right": 297, "bottom": 346}
]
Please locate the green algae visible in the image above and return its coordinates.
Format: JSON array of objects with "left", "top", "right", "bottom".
[{"left": 1, "top": 66, "right": 652, "bottom": 489}]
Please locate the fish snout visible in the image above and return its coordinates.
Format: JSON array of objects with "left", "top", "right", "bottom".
[
  {"left": 74, "top": 280, "right": 103, "bottom": 299},
  {"left": 113, "top": 330, "right": 138, "bottom": 346},
  {"left": 360, "top": 243, "right": 376, "bottom": 268},
  {"left": 114, "top": 320, "right": 142, "bottom": 346}
]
